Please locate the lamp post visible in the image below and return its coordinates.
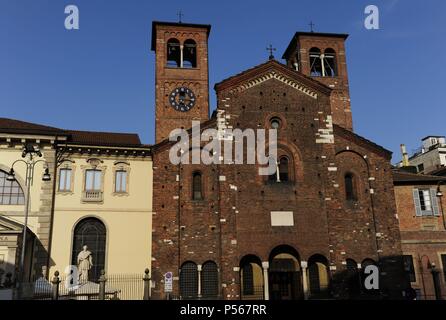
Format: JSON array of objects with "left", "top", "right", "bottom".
[
  {"left": 430, "top": 262, "right": 442, "bottom": 300},
  {"left": 7, "top": 143, "right": 51, "bottom": 291},
  {"left": 436, "top": 182, "right": 445, "bottom": 230}
]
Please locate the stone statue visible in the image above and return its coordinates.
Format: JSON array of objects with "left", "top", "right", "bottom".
[{"left": 77, "top": 245, "right": 93, "bottom": 283}]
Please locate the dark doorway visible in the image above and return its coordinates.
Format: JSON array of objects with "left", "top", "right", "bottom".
[
  {"left": 240, "top": 255, "right": 264, "bottom": 300},
  {"left": 346, "top": 259, "right": 361, "bottom": 298},
  {"left": 308, "top": 254, "right": 330, "bottom": 299},
  {"left": 269, "top": 245, "right": 303, "bottom": 300}
]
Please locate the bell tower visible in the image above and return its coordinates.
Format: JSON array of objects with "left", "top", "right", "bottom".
[
  {"left": 151, "top": 21, "right": 211, "bottom": 143},
  {"left": 283, "top": 32, "right": 353, "bottom": 131}
]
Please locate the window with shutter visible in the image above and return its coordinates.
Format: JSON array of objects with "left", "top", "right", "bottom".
[
  {"left": 414, "top": 189, "right": 438, "bottom": 217},
  {"left": 413, "top": 189, "right": 422, "bottom": 217},
  {"left": 430, "top": 189, "right": 440, "bottom": 216}
]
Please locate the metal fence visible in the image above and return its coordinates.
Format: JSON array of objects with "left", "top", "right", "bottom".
[
  {"left": 240, "top": 285, "right": 264, "bottom": 300},
  {"left": 14, "top": 269, "right": 151, "bottom": 300},
  {"left": 408, "top": 271, "right": 446, "bottom": 300}
]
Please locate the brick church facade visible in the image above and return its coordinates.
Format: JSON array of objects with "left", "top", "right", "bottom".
[{"left": 151, "top": 21, "right": 409, "bottom": 300}]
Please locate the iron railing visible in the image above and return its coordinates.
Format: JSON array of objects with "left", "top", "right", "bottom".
[{"left": 11, "top": 269, "right": 151, "bottom": 300}]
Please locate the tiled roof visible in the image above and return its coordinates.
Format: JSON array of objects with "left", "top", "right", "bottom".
[
  {"left": 0, "top": 118, "right": 147, "bottom": 148},
  {"left": 333, "top": 124, "right": 392, "bottom": 159},
  {"left": 282, "top": 31, "right": 349, "bottom": 59},
  {"left": 0, "top": 118, "right": 64, "bottom": 135},
  {"left": 393, "top": 169, "right": 446, "bottom": 184},
  {"left": 214, "top": 59, "right": 332, "bottom": 94},
  {"left": 151, "top": 21, "right": 211, "bottom": 51},
  {"left": 66, "top": 130, "right": 141, "bottom": 147},
  {"left": 428, "top": 167, "right": 446, "bottom": 176}
]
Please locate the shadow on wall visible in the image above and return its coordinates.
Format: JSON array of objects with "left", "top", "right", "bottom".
[
  {"left": 0, "top": 262, "right": 16, "bottom": 300},
  {"left": 331, "top": 255, "right": 412, "bottom": 300},
  {"left": 0, "top": 262, "right": 16, "bottom": 288},
  {"left": 32, "top": 238, "right": 56, "bottom": 280}
]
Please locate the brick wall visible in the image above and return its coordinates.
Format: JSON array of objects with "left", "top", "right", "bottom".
[
  {"left": 152, "top": 61, "right": 408, "bottom": 299},
  {"left": 395, "top": 183, "right": 446, "bottom": 299}
]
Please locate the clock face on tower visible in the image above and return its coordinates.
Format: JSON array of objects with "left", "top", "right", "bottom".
[{"left": 169, "top": 87, "right": 196, "bottom": 112}]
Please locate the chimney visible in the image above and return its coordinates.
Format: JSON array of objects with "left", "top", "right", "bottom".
[{"left": 401, "top": 144, "right": 410, "bottom": 167}]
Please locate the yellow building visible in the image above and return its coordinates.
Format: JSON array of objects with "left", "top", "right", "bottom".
[{"left": 0, "top": 118, "right": 152, "bottom": 299}]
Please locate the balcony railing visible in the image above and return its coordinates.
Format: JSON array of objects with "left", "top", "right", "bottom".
[{"left": 82, "top": 190, "right": 103, "bottom": 202}]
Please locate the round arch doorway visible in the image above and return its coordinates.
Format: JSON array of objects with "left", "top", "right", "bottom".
[{"left": 269, "top": 245, "right": 303, "bottom": 300}]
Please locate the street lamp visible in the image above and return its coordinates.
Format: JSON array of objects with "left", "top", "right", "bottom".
[
  {"left": 436, "top": 182, "right": 446, "bottom": 230},
  {"left": 430, "top": 262, "right": 442, "bottom": 300},
  {"left": 7, "top": 143, "right": 51, "bottom": 293}
]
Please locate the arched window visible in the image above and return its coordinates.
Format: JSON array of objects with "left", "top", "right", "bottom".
[
  {"left": 71, "top": 218, "right": 106, "bottom": 282},
  {"left": 308, "top": 254, "right": 330, "bottom": 299},
  {"left": 0, "top": 170, "right": 25, "bottom": 205},
  {"left": 192, "top": 172, "right": 203, "bottom": 200},
  {"left": 167, "top": 38, "right": 181, "bottom": 68},
  {"left": 240, "top": 255, "right": 264, "bottom": 300},
  {"left": 309, "top": 47, "right": 337, "bottom": 77},
  {"left": 344, "top": 173, "right": 357, "bottom": 201},
  {"left": 323, "top": 48, "right": 337, "bottom": 77},
  {"left": 309, "top": 48, "right": 322, "bottom": 77},
  {"left": 183, "top": 39, "right": 197, "bottom": 68},
  {"left": 279, "top": 157, "right": 289, "bottom": 182},
  {"left": 242, "top": 263, "right": 254, "bottom": 295},
  {"left": 268, "top": 156, "right": 292, "bottom": 183},
  {"left": 201, "top": 261, "right": 219, "bottom": 298},
  {"left": 180, "top": 262, "right": 198, "bottom": 299},
  {"left": 270, "top": 117, "right": 282, "bottom": 129}
]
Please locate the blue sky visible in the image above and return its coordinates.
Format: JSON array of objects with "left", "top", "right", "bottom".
[{"left": 1, "top": 0, "right": 445, "bottom": 162}]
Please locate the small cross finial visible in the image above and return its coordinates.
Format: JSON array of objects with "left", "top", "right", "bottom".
[
  {"left": 266, "top": 44, "right": 277, "bottom": 60},
  {"left": 309, "top": 21, "right": 315, "bottom": 32},
  {"left": 177, "top": 10, "right": 184, "bottom": 23}
]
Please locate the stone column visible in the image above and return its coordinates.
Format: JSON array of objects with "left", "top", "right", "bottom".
[
  {"left": 197, "top": 264, "right": 202, "bottom": 298},
  {"left": 301, "top": 261, "right": 309, "bottom": 300},
  {"left": 34, "top": 148, "right": 57, "bottom": 277},
  {"left": 180, "top": 45, "right": 184, "bottom": 68},
  {"left": 357, "top": 263, "right": 363, "bottom": 295},
  {"left": 262, "top": 261, "right": 269, "bottom": 300}
]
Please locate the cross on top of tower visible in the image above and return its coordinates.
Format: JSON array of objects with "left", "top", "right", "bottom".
[
  {"left": 177, "top": 10, "right": 184, "bottom": 23},
  {"left": 309, "top": 21, "right": 315, "bottom": 32},
  {"left": 266, "top": 44, "right": 277, "bottom": 60}
]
